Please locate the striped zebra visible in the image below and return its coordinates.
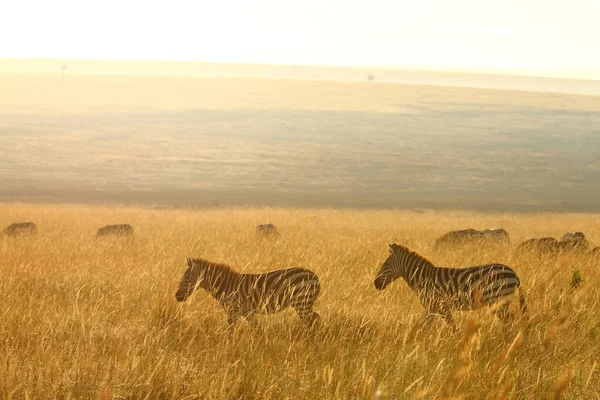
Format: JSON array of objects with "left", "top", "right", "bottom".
[
  {"left": 374, "top": 244, "right": 526, "bottom": 324},
  {"left": 175, "top": 257, "right": 321, "bottom": 330}
]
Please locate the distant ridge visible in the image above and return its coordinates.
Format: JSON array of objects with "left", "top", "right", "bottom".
[{"left": 1, "top": 58, "right": 600, "bottom": 97}]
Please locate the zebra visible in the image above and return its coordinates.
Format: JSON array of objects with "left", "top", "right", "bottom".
[
  {"left": 2, "top": 222, "right": 37, "bottom": 237},
  {"left": 96, "top": 224, "right": 134, "bottom": 238},
  {"left": 374, "top": 243, "right": 526, "bottom": 325},
  {"left": 175, "top": 257, "right": 321, "bottom": 331}
]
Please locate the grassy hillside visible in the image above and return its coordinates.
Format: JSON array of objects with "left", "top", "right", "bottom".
[
  {"left": 1, "top": 75, "right": 600, "bottom": 211},
  {"left": 1, "top": 204, "right": 599, "bottom": 398}
]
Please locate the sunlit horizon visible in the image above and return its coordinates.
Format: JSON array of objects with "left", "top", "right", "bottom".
[
  {"left": 1, "top": 0, "right": 599, "bottom": 80},
  {"left": 2, "top": 56, "right": 600, "bottom": 82}
]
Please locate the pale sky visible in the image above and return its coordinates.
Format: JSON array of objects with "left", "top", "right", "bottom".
[{"left": 1, "top": 0, "right": 599, "bottom": 79}]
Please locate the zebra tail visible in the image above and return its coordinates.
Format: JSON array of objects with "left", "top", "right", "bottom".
[{"left": 518, "top": 287, "right": 527, "bottom": 315}]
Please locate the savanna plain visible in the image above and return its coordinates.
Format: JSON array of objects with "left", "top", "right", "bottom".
[
  {"left": 1, "top": 204, "right": 599, "bottom": 399},
  {"left": 2, "top": 73, "right": 600, "bottom": 211},
  {"left": 1, "top": 69, "right": 600, "bottom": 398}
]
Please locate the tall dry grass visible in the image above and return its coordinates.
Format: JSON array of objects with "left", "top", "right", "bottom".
[{"left": 1, "top": 203, "right": 599, "bottom": 399}]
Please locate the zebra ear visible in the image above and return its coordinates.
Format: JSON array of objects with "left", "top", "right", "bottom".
[{"left": 186, "top": 257, "right": 194, "bottom": 267}]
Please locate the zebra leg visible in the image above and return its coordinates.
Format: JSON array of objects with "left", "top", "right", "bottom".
[
  {"left": 425, "top": 299, "right": 454, "bottom": 326},
  {"left": 440, "top": 305, "right": 456, "bottom": 328},
  {"left": 295, "top": 306, "right": 320, "bottom": 326},
  {"left": 291, "top": 294, "right": 320, "bottom": 328},
  {"left": 495, "top": 303, "right": 511, "bottom": 322},
  {"left": 226, "top": 309, "right": 240, "bottom": 334},
  {"left": 423, "top": 310, "right": 437, "bottom": 324},
  {"left": 518, "top": 288, "right": 527, "bottom": 315},
  {"left": 245, "top": 313, "right": 258, "bottom": 329},
  {"left": 303, "top": 311, "right": 321, "bottom": 328},
  {"left": 421, "top": 297, "right": 442, "bottom": 324}
]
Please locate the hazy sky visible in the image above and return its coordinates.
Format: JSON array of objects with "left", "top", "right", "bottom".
[{"left": 1, "top": 0, "right": 599, "bottom": 79}]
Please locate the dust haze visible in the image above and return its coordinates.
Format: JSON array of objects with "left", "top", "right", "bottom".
[{"left": 1, "top": 60, "right": 600, "bottom": 211}]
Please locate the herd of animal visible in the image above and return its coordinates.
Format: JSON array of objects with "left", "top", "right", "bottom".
[
  {"left": 1, "top": 222, "right": 134, "bottom": 238},
  {"left": 433, "top": 227, "right": 599, "bottom": 257},
  {"left": 3, "top": 220, "right": 597, "bottom": 332},
  {"left": 3, "top": 222, "right": 596, "bottom": 255},
  {"left": 175, "top": 224, "right": 596, "bottom": 331},
  {"left": 1, "top": 222, "right": 275, "bottom": 239}
]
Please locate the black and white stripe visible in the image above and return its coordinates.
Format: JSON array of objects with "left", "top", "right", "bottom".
[
  {"left": 374, "top": 243, "right": 526, "bottom": 324},
  {"left": 176, "top": 258, "right": 321, "bottom": 330}
]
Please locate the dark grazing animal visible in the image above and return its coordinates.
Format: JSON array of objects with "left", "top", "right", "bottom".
[
  {"left": 1, "top": 222, "right": 37, "bottom": 237},
  {"left": 256, "top": 223, "right": 280, "bottom": 238},
  {"left": 96, "top": 224, "right": 134, "bottom": 238},
  {"left": 435, "top": 228, "right": 510, "bottom": 248},
  {"left": 482, "top": 228, "right": 510, "bottom": 244},
  {"left": 374, "top": 244, "right": 525, "bottom": 325},
  {"left": 435, "top": 229, "right": 481, "bottom": 247},
  {"left": 516, "top": 237, "right": 560, "bottom": 255},
  {"left": 558, "top": 232, "right": 589, "bottom": 252},
  {"left": 176, "top": 258, "right": 321, "bottom": 331}
]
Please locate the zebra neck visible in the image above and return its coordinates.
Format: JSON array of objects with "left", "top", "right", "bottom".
[
  {"left": 401, "top": 253, "right": 436, "bottom": 290},
  {"left": 205, "top": 265, "right": 240, "bottom": 301}
]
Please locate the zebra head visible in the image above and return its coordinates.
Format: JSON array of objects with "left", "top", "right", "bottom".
[
  {"left": 175, "top": 258, "right": 207, "bottom": 302},
  {"left": 374, "top": 243, "right": 404, "bottom": 290}
]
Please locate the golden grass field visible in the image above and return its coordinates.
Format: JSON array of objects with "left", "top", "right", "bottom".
[{"left": 1, "top": 203, "right": 599, "bottom": 399}]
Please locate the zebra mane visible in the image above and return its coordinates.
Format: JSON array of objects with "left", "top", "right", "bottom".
[
  {"left": 391, "top": 244, "right": 437, "bottom": 268},
  {"left": 189, "top": 258, "right": 239, "bottom": 274}
]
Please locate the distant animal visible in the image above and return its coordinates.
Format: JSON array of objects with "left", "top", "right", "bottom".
[
  {"left": 592, "top": 247, "right": 600, "bottom": 256},
  {"left": 176, "top": 257, "right": 320, "bottom": 331},
  {"left": 482, "top": 228, "right": 510, "bottom": 244},
  {"left": 256, "top": 223, "right": 280, "bottom": 237},
  {"left": 374, "top": 244, "right": 526, "bottom": 325},
  {"left": 435, "top": 228, "right": 509, "bottom": 248},
  {"left": 558, "top": 232, "right": 589, "bottom": 252},
  {"left": 1, "top": 222, "right": 37, "bottom": 237},
  {"left": 96, "top": 224, "right": 134, "bottom": 238},
  {"left": 435, "top": 229, "right": 480, "bottom": 246},
  {"left": 516, "top": 237, "right": 560, "bottom": 255}
]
